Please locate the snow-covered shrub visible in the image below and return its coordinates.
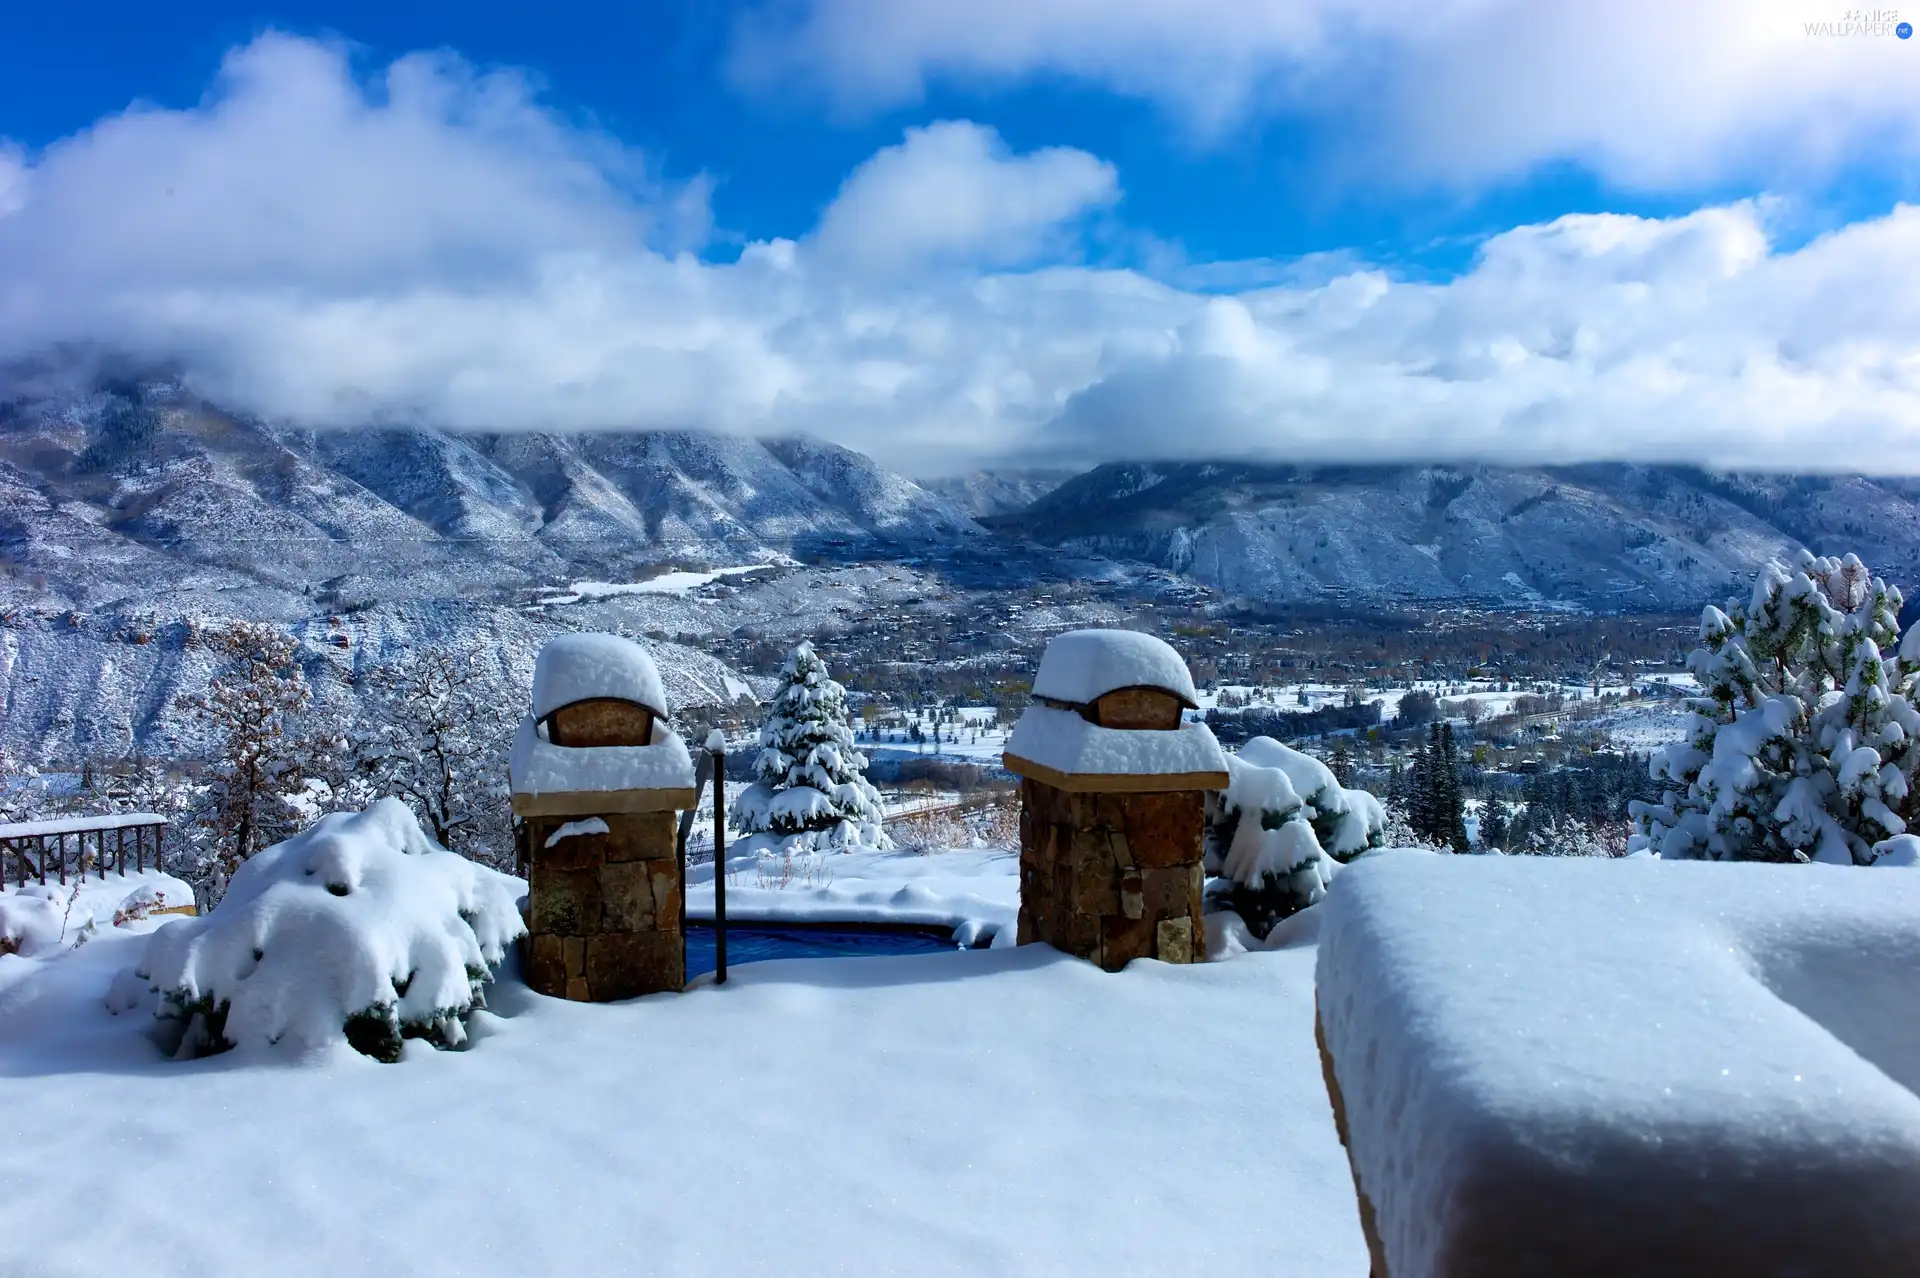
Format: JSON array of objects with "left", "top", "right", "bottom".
[
  {"left": 1238, "top": 737, "right": 1385, "bottom": 863},
  {"left": 892, "top": 805, "right": 971, "bottom": 853},
  {"left": 733, "top": 642, "right": 891, "bottom": 855},
  {"left": 1205, "top": 737, "right": 1386, "bottom": 937},
  {"left": 0, "top": 885, "right": 76, "bottom": 957},
  {"left": 1631, "top": 552, "right": 1920, "bottom": 864},
  {"left": 112, "top": 799, "right": 525, "bottom": 1063}
]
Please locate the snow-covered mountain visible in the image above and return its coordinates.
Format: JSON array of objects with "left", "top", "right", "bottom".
[
  {"left": 922, "top": 468, "right": 1077, "bottom": 518},
  {"left": 993, "top": 462, "right": 1920, "bottom": 611},
  {"left": 0, "top": 598, "right": 760, "bottom": 765},
  {"left": 20, "top": 371, "right": 1919, "bottom": 621},
  {"left": 0, "top": 376, "right": 983, "bottom": 614}
]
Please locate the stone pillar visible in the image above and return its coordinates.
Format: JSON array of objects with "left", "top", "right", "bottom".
[
  {"left": 521, "top": 805, "right": 684, "bottom": 1000},
  {"left": 1016, "top": 780, "right": 1206, "bottom": 971}
]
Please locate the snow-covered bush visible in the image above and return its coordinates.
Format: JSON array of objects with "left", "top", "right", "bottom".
[
  {"left": 1631, "top": 552, "right": 1920, "bottom": 864},
  {"left": 1238, "top": 737, "right": 1385, "bottom": 864},
  {"left": 0, "top": 885, "right": 78, "bottom": 957},
  {"left": 1205, "top": 736, "right": 1386, "bottom": 937},
  {"left": 111, "top": 799, "right": 525, "bottom": 1063},
  {"left": 733, "top": 643, "right": 891, "bottom": 855}
]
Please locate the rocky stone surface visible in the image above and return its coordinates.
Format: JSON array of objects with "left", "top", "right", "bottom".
[
  {"left": 523, "top": 809, "right": 683, "bottom": 1000},
  {"left": 1016, "top": 780, "right": 1205, "bottom": 971}
]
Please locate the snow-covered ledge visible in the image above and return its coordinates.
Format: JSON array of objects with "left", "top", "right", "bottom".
[
  {"left": 508, "top": 716, "right": 697, "bottom": 816},
  {"left": 1003, "top": 706, "right": 1228, "bottom": 792},
  {"left": 1317, "top": 852, "right": 1920, "bottom": 1276},
  {"left": 1030, "top": 628, "right": 1201, "bottom": 707}
]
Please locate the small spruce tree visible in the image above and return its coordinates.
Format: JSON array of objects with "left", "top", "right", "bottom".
[
  {"left": 733, "top": 642, "right": 892, "bottom": 855},
  {"left": 1479, "top": 797, "right": 1510, "bottom": 851}
]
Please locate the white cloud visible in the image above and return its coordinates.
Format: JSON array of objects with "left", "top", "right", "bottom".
[
  {"left": 810, "top": 120, "right": 1117, "bottom": 274},
  {"left": 2, "top": 35, "right": 1919, "bottom": 477},
  {"left": 728, "top": 0, "right": 1920, "bottom": 190}
]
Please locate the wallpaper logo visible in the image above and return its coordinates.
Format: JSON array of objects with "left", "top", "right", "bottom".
[{"left": 1803, "top": 8, "right": 1908, "bottom": 34}]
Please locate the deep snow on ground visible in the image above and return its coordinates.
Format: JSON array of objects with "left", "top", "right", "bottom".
[
  {"left": 0, "top": 868, "right": 194, "bottom": 956},
  {"left": 0, "top": 845, "right": 1367, "bottom": 1278}
]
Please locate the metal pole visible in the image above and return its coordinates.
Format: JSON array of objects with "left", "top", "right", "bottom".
[
  {"left": 707, "top": 730, "right": 728, "bottom": 986},
  {"left": 57, "top": 833, "right": 66, "bottom": 886},
  {"left": 676, "top": 751, "right": 713, "bottom": 991}
]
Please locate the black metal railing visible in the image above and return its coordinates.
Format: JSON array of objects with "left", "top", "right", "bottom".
[{"left": 0, "top": 814, "right": 168, "bottom": 891}]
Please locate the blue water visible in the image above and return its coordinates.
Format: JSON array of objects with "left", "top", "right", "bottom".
[{"left": 684, "top": 921, "right": 963, "bottom": 978}]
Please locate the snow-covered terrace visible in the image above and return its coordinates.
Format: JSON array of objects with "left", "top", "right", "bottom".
[{"left": 0, "top": 852, "right": 1368, "bottom": 1276}]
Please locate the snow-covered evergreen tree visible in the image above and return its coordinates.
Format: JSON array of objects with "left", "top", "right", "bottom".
[
  {"left": 1631, "top": 551, "right": 1920, "bottom": 864},
  {"left": 1407, "top": 722, "right": 1467, "bottom": 849},
  {"left": 1205, "top": 737, "right": 1386, "bottom": 937},
  {"left": 732, "top": 642, "right": 891, "bottom": 855},
  {"left": 1439, "top": 722, "right": 1469, "bottom": 852},
  {"left": 1479, "top": 797, "right": 1510, "bottom": 851}
]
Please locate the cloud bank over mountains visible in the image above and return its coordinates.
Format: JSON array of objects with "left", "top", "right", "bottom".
[{"left": 1, "top": 28, "right": 1916, "bottom": 475}]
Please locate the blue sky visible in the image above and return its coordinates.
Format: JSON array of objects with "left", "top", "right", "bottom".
[
  {"left": 1, "top": 1, "right": 1917, "bottom": 472},
  {"left": 11, "top": 0, "right": 1907, "bottom": 270}
]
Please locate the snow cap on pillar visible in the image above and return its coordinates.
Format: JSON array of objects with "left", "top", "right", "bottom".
[
  {"left": 1032, "top": 628, "right": 1200, "bottom": 708},
  {"left": 532, "top": 633, "right": 669, "bottom": 720}
]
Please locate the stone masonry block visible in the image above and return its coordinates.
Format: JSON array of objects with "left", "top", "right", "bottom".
[
  {"left": 1156, "top": 916, "right": 1194, "bottom": 964},
  {"left": 598, "top": 860, "right": 658, "bottom": 932},
  {"left": 585, "top": 931, "right": 683, "bottom": 1000},
  {"left": 535, "top": 822, "right": 607, "bottom": 873},
  {"left": 1100, "top": 913, "right": 1156, "bottom": 971},
  {"left": 604, "top": 811, "right": 677, "bottom": 863},
  {"left": 651, "top": 864, "right": 679, "bottom": 931},
  {"left": 526, "top": 934, "right": 566, "bottom": 996},
  {"left": 529, "top": 867, "right": 601, "bottom": 936}
]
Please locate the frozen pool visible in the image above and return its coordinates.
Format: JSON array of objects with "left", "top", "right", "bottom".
[{"left": 684, "top": 921, "right": 968, "bottom": 978}]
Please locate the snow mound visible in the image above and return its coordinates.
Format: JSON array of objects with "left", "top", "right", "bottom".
[
  {"left": 531, "top": 633, "right": 668, "bottom": 718},
  {"left": 1004, "top": 706, "right": 1227, "bottom": 780},
  {"left": 0, "top": 886, "right": 71, "bottom": 957},
  {"left": 509, "top": 716, "right": 696, "bottom": 797},
  {"left": 1318, "top": 852, "right": 1920, "bottom": 1276},
  {"left": 113, "top": 799, "right": 525, "bottom": 1063},
  {"left": 1030, "top": 629, "right": 1199, "bottom": 707},
  {"left": 2, "top": 872, "right": 195, "bottom": 957}
]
